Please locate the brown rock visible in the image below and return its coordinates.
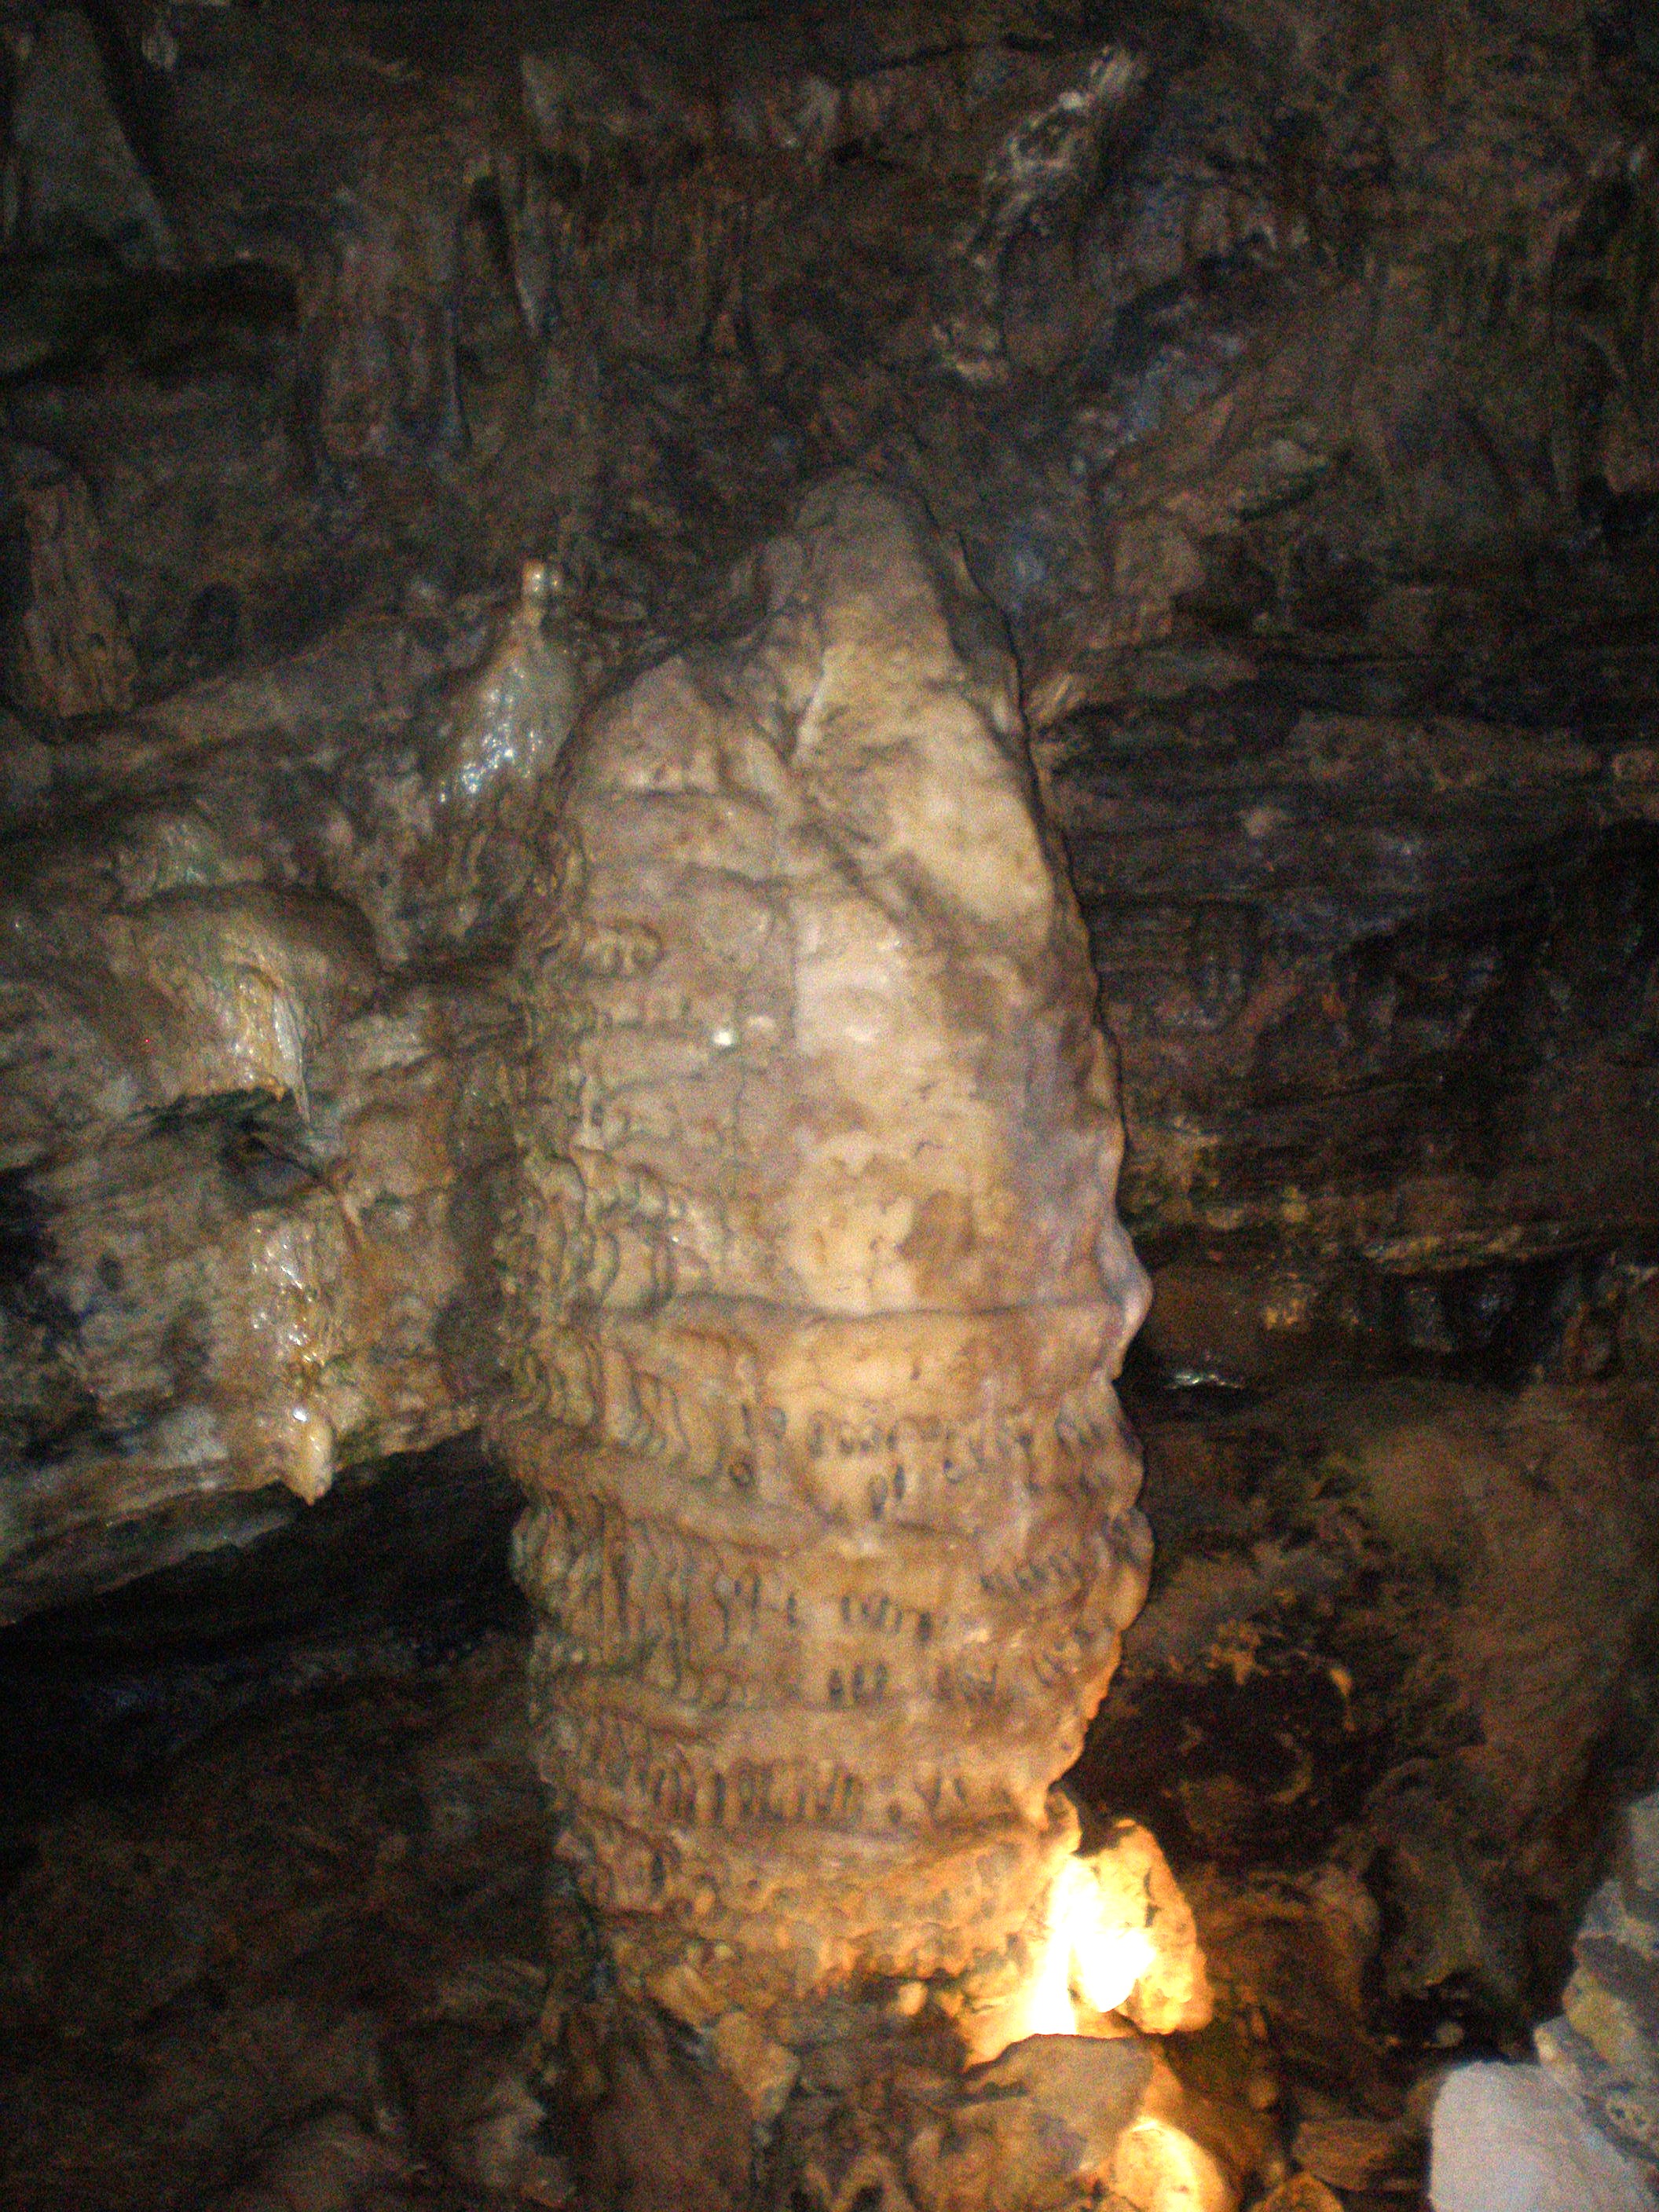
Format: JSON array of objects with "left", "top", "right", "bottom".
[
  {"left": 497, "top": 476, "right": 1152, "bottom": 2027},
  {"left": 2, "top": 8, "right": 174, "bottom": 273},
  {"left": 210, "top": 2109, "right": 416, "bottom": 2212},
  {"left": 552, "top": 1998, "right": 753, "bottom": 2212},
  {"left": 1254, "top": 2178, "right": 1344, "bottom": 2212},
  {"left": 5, "top": 468, "right": 137, "bottom": 719},
  {"left": 1291, "top": 2112, "right": 1424, "bottom": 2195},
  {"left": 906, "top": 2035, "right": 1154, "bottom": 2212}
]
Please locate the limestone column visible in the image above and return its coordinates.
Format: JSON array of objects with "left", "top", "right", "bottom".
[{"left": 496, "top": 477, "right": 1152, "bottom": 2042}]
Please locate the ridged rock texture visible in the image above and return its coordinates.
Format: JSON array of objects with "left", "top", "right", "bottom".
[
  {"left": 9, "top": 3, "right": 1659, "bottom": 2189},
  {"left": 0, "top": 573, "right": 568, "bottom": 1613},
  {"left": 1536, "top": 1783, "right": 1659, "bottom": 2179},
  {"left": 499, "top": 477, "right": 1153, "bottom": 2025}
]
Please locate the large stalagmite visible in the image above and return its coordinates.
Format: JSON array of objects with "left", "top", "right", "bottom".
[{"left": 497, "top": 478, "right": 1153, "bottom": 2033}]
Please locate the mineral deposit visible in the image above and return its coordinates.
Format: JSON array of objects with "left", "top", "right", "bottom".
[{"left": 497, "top": 478, "right": 1153, "bottom": 2022}]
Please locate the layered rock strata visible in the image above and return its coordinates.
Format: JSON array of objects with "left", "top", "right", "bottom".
[
  {"left": 1536, "top": 1783, "right": 1659, "bottom": 2180},
  {"left": 497, "top": 478, "right": 1153, "bottom": 2024}
]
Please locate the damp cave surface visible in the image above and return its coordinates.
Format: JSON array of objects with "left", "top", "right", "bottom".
[{"left": 6, "top": 0, "right": 1659, "bottom": 2207}]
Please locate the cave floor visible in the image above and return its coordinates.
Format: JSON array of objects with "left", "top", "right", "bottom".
[
  {"left": 13, "top": 1361, "right": 1613, "bottom": 2212},
  {"left": 0, "top": 1601, "right": 1441, "bottom": 2212},
  {"left": 0, "top": 1632, "right": 570, "bottom": 2212}
]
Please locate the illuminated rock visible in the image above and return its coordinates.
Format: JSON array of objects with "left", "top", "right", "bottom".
[
  {"left": 906, "top": 2035, "right": 1155, "bottom": 2212},
  {"left": 1112, "top": 2088, "right": 1237, "bottom": 2212},
  {"left": 972, "top": 1818, "right": 1213, "bottom": 2057},
  {"left": 497, "top": 475, "right": 1153, "bottom": 2028},
  {"left": 0, "top": 585, "right": 560, "bottom": 1610},
  {"left": 771, "top": 2023, "right": 1243, "bottom": 2212}
]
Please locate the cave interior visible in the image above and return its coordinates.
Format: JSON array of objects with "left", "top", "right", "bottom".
[{"left": 5, "top": 2, "right": 1659, "bottom": 2208}]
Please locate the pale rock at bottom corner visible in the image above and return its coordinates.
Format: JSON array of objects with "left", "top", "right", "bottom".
[{"left": 1430, "top": 2064, "right": 1657, "bottom": 2212}]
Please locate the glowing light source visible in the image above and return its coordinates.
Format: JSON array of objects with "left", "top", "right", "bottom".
[
  {"left": 952, "top": 1837, "right": 1232, "bottom": 2207},
  {"left": 998, "top": 1853, "right": 1160, "bottom": 2048},
  {"left": 961, "top": 1822, "right": 1211, "bottom": 2065}
]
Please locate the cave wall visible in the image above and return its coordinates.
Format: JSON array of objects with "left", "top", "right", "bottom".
[{"left": 3, "top": 0, "right": 1659, "bottom": 2061}]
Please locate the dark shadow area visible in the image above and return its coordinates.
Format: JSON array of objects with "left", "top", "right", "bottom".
[{"left": 0, "top": 1436, "right": 526, "bottom": 1885}]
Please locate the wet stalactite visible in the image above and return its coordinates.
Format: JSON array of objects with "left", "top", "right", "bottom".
[{"left": 5, "top": 2, "right": 1659, "bottom": 2208}]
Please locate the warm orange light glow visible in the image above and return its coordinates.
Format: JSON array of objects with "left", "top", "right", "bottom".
[
  {"left": 1111, "top": 2111, "right": 1233, "bottom": 2212},
  {"left": 953, "top": 1841, "right": 1231, "bottom": 2204},
  {"left": 976, "top": 1853, "right": 1159, "bottom": 2055}
]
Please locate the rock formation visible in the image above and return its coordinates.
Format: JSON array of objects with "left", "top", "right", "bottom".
[
  {"left": 498, "top": 475, "right": 1154, "bottom": 2035},
  {"left": 1430, "top": 2062, "right": 1656, "bottom": 2212},
  {"left": 0, "top": 599, "right": 515, "bottom": 1611},
  {"left": 1535, "top": 1782, "right": 1659, "bottom": 2180},
  {"left": 5, "top": 0, "right": 1659, "bottom": 2199}
]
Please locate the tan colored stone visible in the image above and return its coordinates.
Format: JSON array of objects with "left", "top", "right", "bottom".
[
  {"left": 906, "top": 2035, "right": 1155, "bottom": 2212},
  {"left": 0, "top": 574, "right": 568, "bottom": 1602},
  {"left": 1111, "top": 2111, "right": 1236, "bottom": 2212},
  {"left": 1106, "top": 2046, "right": 1249, "bottom": 2212},
  {"left": 1254, "top": 2178, "right": 1343, "bottom": 2212},
  {"left": 708, "top": 2009, "right": 800, "bottom": 2128},
  {"left": 1093, "top": 1818, "right": 1214, "bottom": 2036},
  {"left": 497, "top": 476, "right": 1152, "bottom": 2027}
]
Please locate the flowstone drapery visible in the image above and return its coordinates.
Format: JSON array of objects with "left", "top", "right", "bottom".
[{"left": 496, "top": 478, "right": 1153, "bottom": 2039}]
